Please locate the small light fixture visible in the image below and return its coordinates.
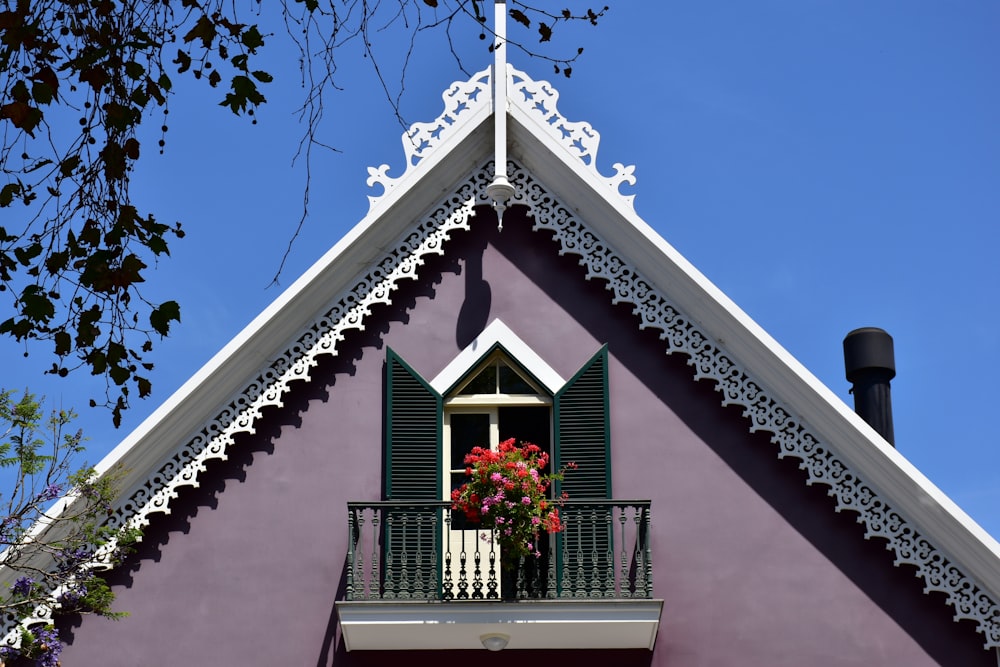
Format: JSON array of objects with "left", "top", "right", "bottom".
[
  {"left": 486, "top": 177, "right": 516, "bottom": 231},
  {"left": 480, "top": 632, "right": 510, "bottom": 651}
]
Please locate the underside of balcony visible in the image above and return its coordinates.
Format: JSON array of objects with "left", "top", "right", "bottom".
[{"left": 335, "top": 599, "right": 664, "bottom": 651}]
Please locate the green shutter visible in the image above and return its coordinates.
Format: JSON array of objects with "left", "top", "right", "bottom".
[
  {"left": 384, "top": 349, "right": 441, "bottom": 598},
  {"left": 554, "top": 345, "right": 610, "bottom": 499},
  {"left": 386, "top": 348, "right": 441, "bottom": 500},
  {"left": 554, "top": 346, "right": 612, "bottom": 597}
]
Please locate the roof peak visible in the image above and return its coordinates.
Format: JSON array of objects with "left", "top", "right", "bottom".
[{"left": 364, "top": 64, "right": 638, "bottom": 214}]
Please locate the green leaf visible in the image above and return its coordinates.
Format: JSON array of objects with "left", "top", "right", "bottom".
[
  {"left": 183, "top": 15, "right": 217, "bottom": 48},
  {"left": 173, "top": 49, "right": 192, "bottom": 74},
  {"left": 0, "top": 182, "right": 21, "bottom": 207},
  {"left": 149, "top": 300, "right": 180, "bottom": 336},
  {"left": 54, "top": 330, "right": 71, "bottom": 356},
  {"left": 509, "top": 9, "right": 530, "bottom": 28},
  {"left": 1, "top": 101, "right": 43, "bottom": 136},
  {"left": 79, "top": 66, "right": 110, "bottom": 93},
  {"left": 14, "top": 241, "right": 42, "bottom": 266},
  {"left": 147, "top": 235, "right": 169, "bottom": 255},
  {"left": 220, "top": 75, "right": 266, "bottom": 113},
  {"left": 124, "top": 61, "right": 145, "bottom": 80},
  {"left": 241, "top": 25, "right": 264, "bottom": 51},
  {"left": 59, "top": 155, "right": 81, "bottom": 177},
  {"left": 124, "top": 138, "right": 141, "bottom": 160},
  {"left": 251, "top": 70, "right": 273, "bottom": 83},
  {"left": 109, "top": 364, "right": 130, "bottom": 386},
  {"left": 19, "top": 284, "right": 55, "bottom": 322},
  {"left": 31, "top": 81, "right": 53, "bottom": 105},
  {"left": 45, "top": 250, "right": 69, "bottom": 274},
  {"left": 11, "top": 80, "right": 29, "bottom": 103},
  {"left": 87, "top": 350, "right": 107, "bottom": 375}
]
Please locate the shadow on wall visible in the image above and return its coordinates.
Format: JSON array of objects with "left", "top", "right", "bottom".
[{"left": 456, "top": 214, "right": 493, "bottom": 349}]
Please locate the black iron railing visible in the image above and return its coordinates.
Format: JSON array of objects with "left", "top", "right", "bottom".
[{"left": 344, "top": 500, "right": 652, "bottom": 601}]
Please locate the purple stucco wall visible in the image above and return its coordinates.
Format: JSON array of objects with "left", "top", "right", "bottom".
[{"left": 57, "top": 209, "right": 991, "bottom": 666}]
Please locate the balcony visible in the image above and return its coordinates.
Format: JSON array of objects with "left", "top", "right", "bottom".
[{"left": 335, "top": 500, "right": 664, "bottom": 651}]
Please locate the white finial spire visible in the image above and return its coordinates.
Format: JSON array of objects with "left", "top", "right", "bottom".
[{"left": 485, "top": 0, "right": 515, "bottom": 230}]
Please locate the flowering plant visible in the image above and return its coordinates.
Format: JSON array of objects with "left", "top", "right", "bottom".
[{"left": 451, "top": 438, "right": 574, "bottom": 561}]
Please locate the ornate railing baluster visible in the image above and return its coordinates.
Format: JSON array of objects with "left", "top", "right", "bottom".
[
  {"left": 603, "top": 508, "right": 614, "bottom": 598},
  {"left": 546, "top": 535, "right": 557, "bottom": 599},
  {"left": 637, "top": 504, "right": 651, "bottom": 598},
  {"left": 353, "top": 508, "right": 365, "bottom": 600},
  {"left": 346, "top": 507, "right": 356, "bottom": 600},
  {"left": 580, "top": 508, "right": 601, "bottom": 598},
  {"left": 457, "top": 524, "right": 469, "bottom": 599},
  {"left": 369, "top": 509, "right": 379, "bottom": 600},
  {"left": 442, "top": 510, "right": 454, "bottom": 600},
  {"left": 384, "top": 511, "right": 397, "bottom": 599},
  {"left": 485, "top": 539, "right": 498, "bottom": 599},
  {"left": 618, "top": 506, "right": 629, "bottom": 598}
]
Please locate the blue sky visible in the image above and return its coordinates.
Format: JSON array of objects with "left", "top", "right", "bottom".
[{"left": 3, "top": 3, "right": 999, "bottom": 538}]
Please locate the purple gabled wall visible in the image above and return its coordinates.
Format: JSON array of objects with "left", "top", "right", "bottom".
[{"left": 58, "top": 208, "right": 991, "bottom": 666}]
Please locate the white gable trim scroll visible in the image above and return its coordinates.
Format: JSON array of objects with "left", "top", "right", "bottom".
[
  {"left": 8, "top": 160, "right": 991, "bottom": 650},
  {"left": 366, "top": 65, "right": 637, "bottom": 214}
]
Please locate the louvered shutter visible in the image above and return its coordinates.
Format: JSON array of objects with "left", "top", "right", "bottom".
[
  {"left": 554, "top": 345, "right": 610, "bottom": 498},
  {"left": 554, "top": 346, "right": 612, "bottom": 596},
  {"left": 386, "top": 349, "right": 441, "bottom": 500},
  {"left": 384, "top": 349, "right": 441, "bottom": 598}
]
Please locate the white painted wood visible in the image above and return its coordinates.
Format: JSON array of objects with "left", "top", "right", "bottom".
[{"left": 336, "top": 599, "right": 664, "bottom": 651}]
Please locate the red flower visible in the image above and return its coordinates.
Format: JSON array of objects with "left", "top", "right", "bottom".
[{"left": 451, "top": 438, "right": 575, "bottom": 559}]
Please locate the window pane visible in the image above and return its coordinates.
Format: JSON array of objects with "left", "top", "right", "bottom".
[
  {"left": 499, "top": 406, "right": 551, "bottom": 453},
  {"left": 450, "top": 412, "right": 490, "bottom": 469},
  {"left": 458, "top": 365, "right": 496, "bottom": 395},
  {"left": 498, "top": 363, "right": 534, "bottom": 394}
]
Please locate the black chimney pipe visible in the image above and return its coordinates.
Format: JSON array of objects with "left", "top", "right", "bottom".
[{"left": 843, "top": 327, "right": 896, "bottom": 447}]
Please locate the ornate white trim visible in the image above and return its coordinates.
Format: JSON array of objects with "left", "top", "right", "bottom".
[
  {"left": 366, "top": 67, "right": 491, "bottom": 210},
  {"left": 365, "top": 66, "right": 637, "bottom": 211},
  {"left": 508, "top": 66, "right": 637, "bottom": 207},
  {"left": 5, "top": 160, "right": 999, "bottom": 651}
]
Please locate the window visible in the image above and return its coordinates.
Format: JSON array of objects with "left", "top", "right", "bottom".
[
  {"left": 383, "top": 321, "right": 610, "bottom": 598},
  {"left": 386, "top": 343, "right": 610, "bottom": 502}
]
